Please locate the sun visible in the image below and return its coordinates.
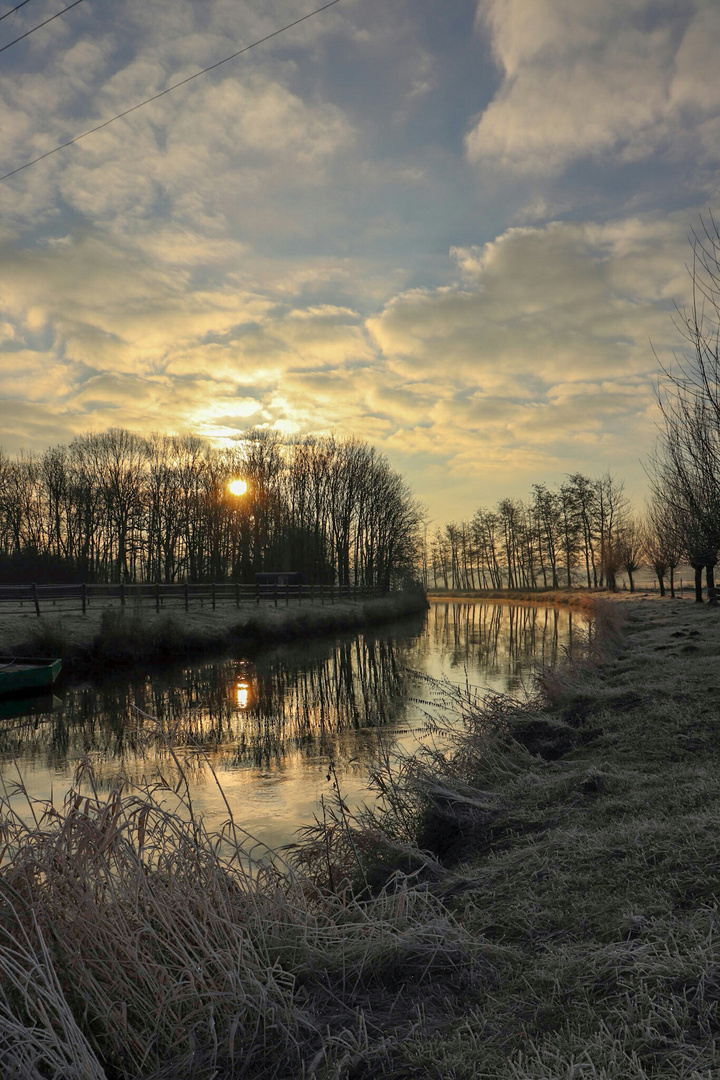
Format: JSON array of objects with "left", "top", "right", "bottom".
[{"left": 227, "top": 478, "right": 248, "bottom": 496}]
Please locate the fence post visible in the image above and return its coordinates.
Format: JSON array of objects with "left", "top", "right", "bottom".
[
  {"left": 32, "top": 583, "right": 41, "bottom": 617},
  {"left": 330, "top": 583, "right": 334, "bottom": 604},
  {"left": 274, "top": 583, "right": 278, "bottom": 607},
  {"left": 236, "top": 583, "right": 240, "bottom": 608},
  {"left": 285, "top": 583, "right": 289, "bottom": 606},
  {"left": 256, "top": 583, "right": 260, "bottom": 606},
  {"left": 120, "top": 582, "right": 126, "bottom": 610},
  {"left": 155, "top": 582, "right": 160, "bottom": 613},
  {"left": 82, "top": 583, "right": 87, "bottom": 615},
  {"left": 212, "top": 582, "right": 216, "bottom": 610},
  {"left": 185, "top": 583, "right": 189, "bottom": 612}
]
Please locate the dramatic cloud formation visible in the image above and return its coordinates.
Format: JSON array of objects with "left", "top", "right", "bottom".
[
  {"left": 1, "top": 0, "right": 718, "bottom": 518},
  {"left": 468, "top": 0, "right": 720, "bottom": 175}
]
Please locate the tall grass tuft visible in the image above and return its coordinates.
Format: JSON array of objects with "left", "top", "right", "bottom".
[
  {"left": 0, "top": 731, "right": 485, "bottom": 1078},
  {"left": 93, "top": 607, "right": 213, "bottom": 665},
  {"left": 25, "top": 618, "right": 74, "bottom": 660}
]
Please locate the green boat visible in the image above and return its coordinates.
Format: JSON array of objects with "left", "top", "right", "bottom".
[
  {"left": 0, "top": 657, "right": 62, "bottom": 697},
  {"left": 0, "top": 692, "right": 60, "bottom": 722}
]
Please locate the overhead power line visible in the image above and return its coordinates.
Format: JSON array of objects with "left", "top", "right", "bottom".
[
  {"left": 0, "top": 0, "right": 85, "bottom": 54},
  {"left": 1, "top": 0, "right": 342, "bottom": 182},
  {"left": 0, "top": 0, "right": 36, "bottom": 24}
]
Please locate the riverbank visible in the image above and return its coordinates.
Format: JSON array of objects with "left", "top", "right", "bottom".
[
  {"left": 428, "top": 585, "right": 629, "bottom": 611},
  {"left": 0, "top": 588, "right": 428, "bottom": 679},
  {"left": 345, "top": 590, "right": 719, "bottom": 1076},
  {"left": 1, "top": 592, "right": 718, "bottom": 1077}
]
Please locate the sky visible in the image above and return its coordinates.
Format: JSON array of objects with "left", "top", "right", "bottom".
[{"left": 1, "top": 0, "right": 719, "bottom": 522}]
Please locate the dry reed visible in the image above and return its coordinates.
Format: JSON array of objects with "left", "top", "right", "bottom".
[{"left": 0, "top": 723, "right": 484, "bottom": 1079}]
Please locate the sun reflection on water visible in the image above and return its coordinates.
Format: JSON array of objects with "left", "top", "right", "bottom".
[{"left": 236, "top": 681, "right": 251, "bottom": 710}]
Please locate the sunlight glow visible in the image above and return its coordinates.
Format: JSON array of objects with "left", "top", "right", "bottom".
[
  {"left": 236, "top": 681, "right": 250, "bottom": 710},
  {"left": 227, "top": 478, "right": 248, "bottom": 497}
]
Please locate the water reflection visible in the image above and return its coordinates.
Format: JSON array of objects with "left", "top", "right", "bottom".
[
  {"left": 0, "top": 601, "right": 588, "bottom": 847},
  {"left": 236, "top": 680, "right": 250, "bottom": 710},
  {"left": 0, "top": 633, "right": 416, "bottom": 783},
  {"left": 421, "top": 601, "right": 582, "bottom": 692}
]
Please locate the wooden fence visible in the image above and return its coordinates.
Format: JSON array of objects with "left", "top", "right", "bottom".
[{"left": 0, "top": 582, "right": 384, "bottom": 617}]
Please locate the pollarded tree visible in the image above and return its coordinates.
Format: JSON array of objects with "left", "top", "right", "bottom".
[
  {"left": 645, "top": 496, "right": 684, "bottom": 597},
  {"left": 615, "top": 517, "right": 644, "bottom": 593},
  {"left": 651, "top": 214, "right": 720, "bottom": 603}
]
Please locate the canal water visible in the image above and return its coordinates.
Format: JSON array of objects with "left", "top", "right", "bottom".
[{"left": 0, "top": 601, "right": 588, "bottom": 851}]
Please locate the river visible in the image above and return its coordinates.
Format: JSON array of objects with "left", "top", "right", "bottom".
[{"left": 0, "top": 600, "right": 588, "bottom": 851}]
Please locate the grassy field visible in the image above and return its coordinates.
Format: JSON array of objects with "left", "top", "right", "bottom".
[
  {"left": 0, "top": 587, "right": 428, "bottom": 677},
  {"left": 0, "top": 593, "right": 718, "bottom": 1077}
]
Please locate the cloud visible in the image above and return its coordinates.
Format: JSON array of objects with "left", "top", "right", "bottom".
[
  {"left": 0, "top": 210, "right": 695, "bottom": 507},
  {"left": 0, "top": 0, "right": 356, "bottom": 244},
  {"left": 364, "top": 215, "right": 692, "bottom": 490},
  {"left": 0, "top": 0, "right": 712, "bottom": 518},
  {"left": 467, "top": 0, "right": 720, "bottom": 175}
]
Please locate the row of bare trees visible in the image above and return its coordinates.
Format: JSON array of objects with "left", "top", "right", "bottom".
[
  {"left": 0, "top": 430, "right": 422, "bottom": 590},
  {"left": 427, "top": 472, "right": 655, "bottom": 592}
]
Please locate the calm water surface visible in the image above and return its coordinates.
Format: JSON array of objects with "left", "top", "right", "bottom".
[{"left": 0, "top": 601, "right": 588, "bottom": 850}]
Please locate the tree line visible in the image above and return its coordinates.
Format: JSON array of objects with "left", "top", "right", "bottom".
[
  {"left": 0, "top": 429, "right": 422, "bottom": 591},
  {"left": 427, "top": 471, "right": 653, "bottom": 593}
]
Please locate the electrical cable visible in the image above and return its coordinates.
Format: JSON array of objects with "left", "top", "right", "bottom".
[
  {"left": 1, "top": 0, "right": 341, "bottom": 182},
  {"left": 0, "top": 0, "right": 36, "bottom": 24},
  {"left": 0, "top": 0, "right": 85, "bottom": 55}
]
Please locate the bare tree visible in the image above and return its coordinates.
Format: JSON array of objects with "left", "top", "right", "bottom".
[
  {"left": 645, "top": 496, "right": 683, "bottom": 597},
  {"left": 564, "top": 474, "right": 598, "bottom": 588},
  {"left": 651, "top": 214, "right": 720, "bottom": 604},
  {"left": 532, "top": 484, "right": 562, "bottom": 588},
  {"left": 615, "top": 517, "right": 644, "bottom": 593}
]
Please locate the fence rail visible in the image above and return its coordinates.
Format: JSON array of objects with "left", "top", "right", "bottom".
[{"left": 0, "top": 582, "right": 384, "bottom": 617}]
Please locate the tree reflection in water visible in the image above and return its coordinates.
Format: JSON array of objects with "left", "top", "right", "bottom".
[
  {"left": 0, "top": 602, "right": 588, "bottom": 819},
  {"left": 0, "top": 632, "right": 418, "bottom": 789},
  {"left": 423, "top": 602, "right": 585, "bottom": 694}
]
